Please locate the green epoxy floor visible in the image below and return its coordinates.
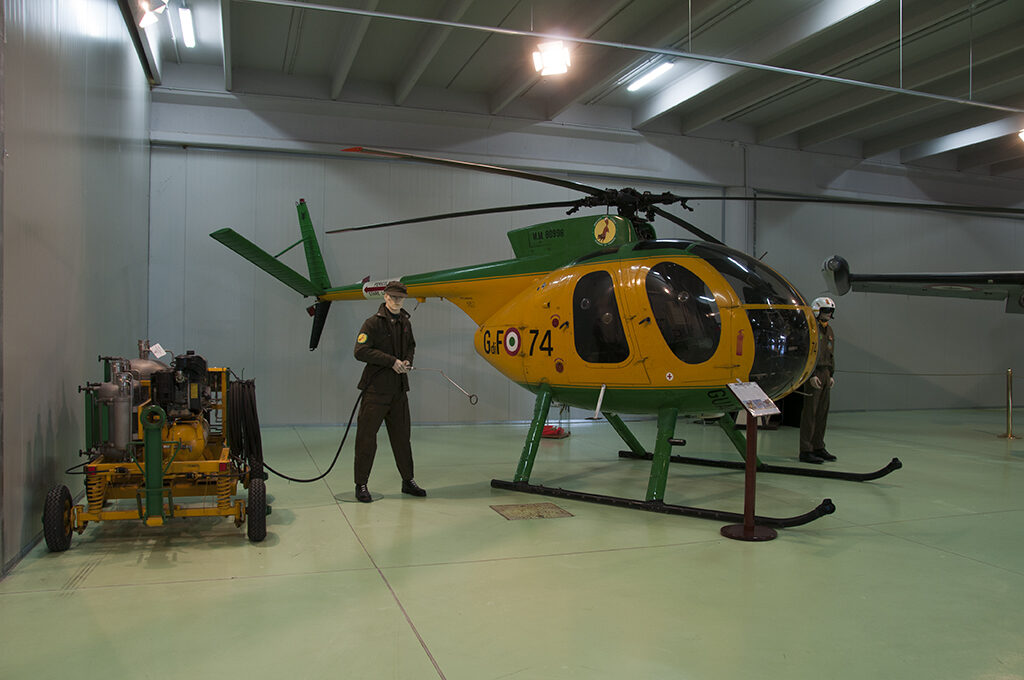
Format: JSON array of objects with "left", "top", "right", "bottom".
[{"left": 3, "top": 409, "right": 1023, "bottom": 679}]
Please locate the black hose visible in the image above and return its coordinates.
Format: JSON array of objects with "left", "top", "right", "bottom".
[
  {"left": 65, "top": 456, "right": 101, "bottom": 475},
  {"left": 227, "top": 378, "right": 364, "bottom": 484},
  {"left": 227, "top": 380, "right": 264, "bottom": 474}
]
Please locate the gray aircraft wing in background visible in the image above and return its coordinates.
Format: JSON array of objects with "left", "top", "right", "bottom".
[{"left": 822, "top": 255, "right": 1024, "bottom": 314}]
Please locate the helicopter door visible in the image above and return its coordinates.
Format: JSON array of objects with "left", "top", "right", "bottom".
[
  {"left": 565, "top": 269, "right": 650, "bottom": 385},
  {"left": 626, "top": 259, "right": 736, "bottom": 385}
]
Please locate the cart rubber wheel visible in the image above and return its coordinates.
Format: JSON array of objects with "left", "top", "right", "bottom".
[
  {"left": 42, "top": 485, "right": 73, "bottom": 552},
  {"left": 247, "top": 477, "right": 267, "bottom": 542}
]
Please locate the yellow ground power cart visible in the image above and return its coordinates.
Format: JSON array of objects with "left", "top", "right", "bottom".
[{"left": 42, "top": 343, "right": 269, "bottom": 551}]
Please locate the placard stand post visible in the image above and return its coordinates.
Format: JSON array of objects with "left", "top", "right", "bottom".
[{"left": 721, "top": 382, "right": 779, "bottom": 542}]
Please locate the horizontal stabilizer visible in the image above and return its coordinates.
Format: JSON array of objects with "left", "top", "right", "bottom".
[
  {"left": 210, "top": 228, "right": 320, "bottom": 297},
  {"left": 823, "top": 255, "right": 1024, "bottom": 313}
]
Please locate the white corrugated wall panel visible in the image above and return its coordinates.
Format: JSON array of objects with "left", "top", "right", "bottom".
[{"left": 1, "top": 0, "right": 150, "bottom": 571}]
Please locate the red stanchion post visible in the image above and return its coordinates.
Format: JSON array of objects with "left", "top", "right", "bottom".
[{"left": 721, "top": 413, "right": 778, "bottom": 541}]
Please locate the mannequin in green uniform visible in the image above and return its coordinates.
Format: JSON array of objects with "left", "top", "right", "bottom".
[
  {"left": 353, "top": 281, "right": 427, "bottom": 502},
  {"left": 799, "top": 297, "right": 836, "bottom": 464}
]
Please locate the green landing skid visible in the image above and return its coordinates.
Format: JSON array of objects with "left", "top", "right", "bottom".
[
  {"left": 490, "top": 392, "right": 836, "bottom": 528},
  {"left": 616, "top": 413, "right": 903, "bottom": 483}
]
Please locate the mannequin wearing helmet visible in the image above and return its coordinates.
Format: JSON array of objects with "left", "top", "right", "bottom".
[
  {"left": 799, "top": 297, "right": 837, "bottom": 464},
  {"left": 811, "top": 296, "right": 835, "bottom": 318}
]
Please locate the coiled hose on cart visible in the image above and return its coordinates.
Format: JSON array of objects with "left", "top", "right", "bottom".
[{"left": 227, "top": 379, "right": 362, "bottom": 484}]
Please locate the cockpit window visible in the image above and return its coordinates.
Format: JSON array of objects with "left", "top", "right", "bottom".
[
  {"left": 573, "top": 270, "right": 629, "bottom": 363},
  {"left": 746, "top": 309, "right": 811, "bottom": 398},
  {"left": 687, "top": 243, "right": 803, "bottom": 306},
  {"left": 645, "top": 262, "right": 721, "bottom": 364}
]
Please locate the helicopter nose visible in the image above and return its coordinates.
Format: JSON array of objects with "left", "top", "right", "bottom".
[{"left": 745, "top": 308, "right": 813, "bottom": 399}]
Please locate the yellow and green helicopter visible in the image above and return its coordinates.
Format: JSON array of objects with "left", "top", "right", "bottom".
[{"left": 211, "top": 147, "right": 906, "bottom": 529}]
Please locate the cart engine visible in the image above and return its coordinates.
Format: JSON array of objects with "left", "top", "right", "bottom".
[
  {"left": 89, "top": 342, "right": 168, "bottom": 461},
  {"left": 151, "top": 351, "right": 210, "bottom": 418},
  {"left": 90, "top": 345, "right": 217, "bottom": 461}
]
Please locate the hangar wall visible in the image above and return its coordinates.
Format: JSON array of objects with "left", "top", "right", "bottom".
[
  {"left": 149, "top": 134, "right": 1024, "bottom": 423},
  {"left": 0, "top": 0, "right": 151, "bottom": 574},
  {"left": 149, "top": 71, "right": 1024, "bottom": 424}
]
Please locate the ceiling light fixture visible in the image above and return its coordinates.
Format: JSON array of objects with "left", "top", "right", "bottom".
[
  {"left": 532, "top": 40, "right": 571, "bottom": 76},
  {"left": 178, "top": 5, "right": 196, "bottom": 48},
  {"left": 139, "top": 1, "right": 167, "bottom": 29},
  {"left": 1018, "top": 129, "right": 1024, "bottom": 143},
  {"left": 627, "top": 61, "right": 675, "bottom": 92}
]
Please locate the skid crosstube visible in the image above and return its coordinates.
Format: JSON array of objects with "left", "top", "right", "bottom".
[
  {"left": 617, "top": 451, "right": 903, "bottom": 482},
  {"left": 490, "top": 479, "right": 835, "bottom": 528}
]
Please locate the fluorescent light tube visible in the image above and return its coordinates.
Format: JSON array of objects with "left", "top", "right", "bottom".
[
  {"left": 179, "top": 7, "right": 196, "bottom": 48},
  {"left": 627, "top": 62, "right": 674, "bottom": 92}
]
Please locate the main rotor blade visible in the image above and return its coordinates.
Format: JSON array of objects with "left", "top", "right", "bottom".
[
  {"left": 684, "top": 195, "right": 1024, "bottom": 219},
  {"left": 344, "top": 146, "right": 605, "bottom": 198},
  {"left": 325, "top": 201, "right": 582, "bottom": 234},
  {"left": 650, "top": 205, "right": 724, "bottom": 245}
]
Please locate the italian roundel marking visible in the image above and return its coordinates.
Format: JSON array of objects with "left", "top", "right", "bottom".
[{"left": 504, "top": 328, "right": 521, "bottom": 356}]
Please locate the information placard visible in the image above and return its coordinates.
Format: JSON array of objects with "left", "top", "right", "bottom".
[{"left": 727, "top": 381, "right": 781, "bottom": 417}]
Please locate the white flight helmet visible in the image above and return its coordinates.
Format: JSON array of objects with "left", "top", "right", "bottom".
[{"left": 812, "top": 296, "right": 836, "bottom": 319}]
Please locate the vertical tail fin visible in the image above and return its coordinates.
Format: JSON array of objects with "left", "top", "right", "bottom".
[
  {"left": 210, "top": 199, "right": 337, "bottom": 351},
  {"left": 296, "top": 199, "right": 333, "bottom": 351},
  {"left": 296, "top": 199, "right": 331, "bottom": 291},
  {"left": 308, "top": 301, "right": 332, "bottom": 351}
]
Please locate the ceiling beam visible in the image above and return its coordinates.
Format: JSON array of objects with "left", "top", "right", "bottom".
[
  {"left": 681, "top": 0, "right": 967, "bottom": 135},
  {"left": 787, "top": 26, "right": 1024, "bottom": 148},
  {"left": 281, "top": 8, "right": 304, "bottom": 74},
  {"left": 956, "top": 137, "right": 1024, "bottom": 171},
  {"left": 395, "top": 0, "right": 475, "bottom": 106},
  {"left": 862, "top": 88, "right": 1024, "bottom": 158},
  {"left": 330, "top": 0, "right": 379, "bottom": 100},
  {"left": 990, "top": 156, "right": 1024, "bottom": 176},
  {"left": 221, "top": 0, "right": 232, "bottom": 90},
  {"left": 118, "top": 0, "right": 162, "bottom": 84},
  {"left": 758, "top": 20, "right": 1024, "bottom": 144},
  {"left": 234, "top": 0, "right": 1024, "bottom": 119},
  {"left": 900, "top": 115, "right": 1024, "bottom": 163},
  {"left": 633, "top": 0, "right": 884, "bottom": 129}
]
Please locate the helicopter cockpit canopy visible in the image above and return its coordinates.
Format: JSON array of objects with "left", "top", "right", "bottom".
[
  {"left": 632, "top": 240, "right": 812, "bottom": 398},
  {"left": 666, "top": 242, "right": 803, "bottom": 306}
]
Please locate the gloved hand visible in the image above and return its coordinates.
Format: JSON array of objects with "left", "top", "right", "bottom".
[
  {"left": 829, "top": 376, "right": 835, "bottom": 388},
  {"left": 809, "top": 376, "right": 822, "bottom": 390},
  {"left": 392, "top": 359, "right": 411, "bottom": 374}
]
